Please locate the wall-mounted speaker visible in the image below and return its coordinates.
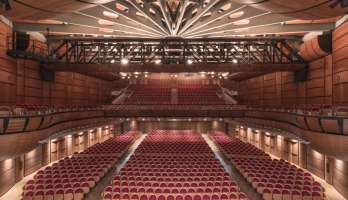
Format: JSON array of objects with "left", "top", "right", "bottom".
[
  {"left": 294, "top": 67, "right": 308, "bottom": 82},
  {"left": 40, "top": 67, "right": 55, "bottom": 82},
  {"left": 15, "top": 31, "right": 30, "bottom": 51}
]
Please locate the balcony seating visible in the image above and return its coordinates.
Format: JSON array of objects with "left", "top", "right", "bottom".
[
  {"left": 102, "top": 130, "right": 247, "bottom": 200},
  {"left": 208, "top": 131, "right": 324, "bottom": 200},
  {"left": 22, "top": 131, "right": 139, "bottom": 200},
  {"left": 125, "top": 84, "right": 171, "bottom": 105},
  {"left": 178, "top": 84, "right": 225, "bottom": 105}
]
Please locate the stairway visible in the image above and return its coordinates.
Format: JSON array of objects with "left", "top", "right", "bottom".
[{"left": 171, "top": 88, "right": 178, "bottom": 104}]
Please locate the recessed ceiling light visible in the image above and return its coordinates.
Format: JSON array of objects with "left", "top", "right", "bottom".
[{"left": 121, "top": 58, "right": 129, "bottom": 64}]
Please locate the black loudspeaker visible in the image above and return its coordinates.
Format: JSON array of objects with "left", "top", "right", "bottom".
[
  {"left": 294, "top": 67, "right": 308, "bottom": 82},
  {"left": 16, "top": 32, "right": 30, "bottom": 51},
  {"left": 40, "top": 67, "right": 55, "bottom": 82}
]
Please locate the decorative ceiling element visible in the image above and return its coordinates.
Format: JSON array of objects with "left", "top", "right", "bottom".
[{"left": 8, "top": 0, "right": 340, "bottom": 39}]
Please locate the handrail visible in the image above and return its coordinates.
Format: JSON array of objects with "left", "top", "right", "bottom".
[{"left": 6, "top": 34, "right": 49, "bottom": 57}]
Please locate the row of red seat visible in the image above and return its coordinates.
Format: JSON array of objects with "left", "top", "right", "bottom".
[
  {"left": 178, "top": 84, "right": 225, "bottom": 105},
  {"left": 208, "top": 131, "right": 324, "bottom": 200},
  {"left": 22, "top": 131, "right": 139, "bottom": 200},
  {"left": 125, "top": 84, "right": 171, "bottom": 105},
  {"left": 102, "top": 130, "right": 247, "bottom": 200}
]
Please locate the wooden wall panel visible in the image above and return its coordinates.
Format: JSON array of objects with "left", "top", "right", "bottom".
[
  {"left": 24, "top": 146, "right": 42, "bottom": 176},
  {"left": 307, "top": 146, "right": 325, "bottom": 179},
  {"left": 333, "top": 21, "right": 348, "bottom": 105},
  {"left": 333, "top": 159, "right": 348, "bottom": 199},
  {"left": 0, "top": 158, "right": 15, "bottom": 197}
]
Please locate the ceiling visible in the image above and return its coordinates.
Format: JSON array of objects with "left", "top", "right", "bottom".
[
  {"left": 1, "top": 0, "right": 347, "bottom": 82},
  {"left": 1, "top": 0, "right": 346, "bottom": 39}
]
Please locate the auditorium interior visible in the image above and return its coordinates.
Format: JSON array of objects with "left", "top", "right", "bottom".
[{"left": 1, "top": 0, "right": 348, "bottom": 200}]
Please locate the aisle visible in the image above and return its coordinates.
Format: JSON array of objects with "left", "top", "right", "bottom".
[
  {"left": 202, "top": 134, "right": 263, "bottom": 200},
  {"left": 85, "top": 134, "right": 146, "bottom": 200}
]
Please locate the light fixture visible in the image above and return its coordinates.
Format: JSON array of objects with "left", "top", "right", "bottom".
[
  {"left": 142, "top": 118, "right": 145, "bottom": 121},
  {"left": 171, "top": 74, "right": 174, "bottom": 77},
  {"left": 121, "top": 58, "right": 129, "bottom": 64},
  {"left": 201, "top": 74, "right": 205, "bottom": 77},
  {"left": 127, "top": 76, "right": 130, "bottom": 79},
  {"left": 174, "top": 74, "right": 177, "bottom": 77},
  {"left": 232, "top": 59, "right": 238, "bottom": 64},
  {"left": 219, "top": 76, "right": 222, "bottom": 79},
  {"left": 144, "top": 74, "right": 148, "bottom": 78},
  {"left": 155, "top": 59, "right": 161, "bottom": 64},
  {"left": 135, "top": 75, "right": 138, "bottom": 78},
  {"left": 187, "top": 59, "right": 193, "bottom": 65},
  {"left": 111, "top": 59, "right": 115, "bottom": 63}
]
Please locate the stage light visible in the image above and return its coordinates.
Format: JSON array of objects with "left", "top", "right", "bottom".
[
  {"left": 155, "top": 59, "right": 161, "bottom": 64},
  {"left": 121, "top": 58, "right": 129, "bottom": 64},
  {"left": 187, "top": 59, "right": 193, "bottom": 65},
  {"left": 232, "top": 59, "right": 238, "bottom": 64},
  {"left": 110, "top": 59, "right": 115, "bottom": 63}
]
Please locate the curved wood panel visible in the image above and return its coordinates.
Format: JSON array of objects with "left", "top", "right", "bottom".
[
  {"left": 232, "top": 0, "right": 348, "bottom": 19},
  {"left": 305, "top": 117, "right": 323, "bottom": 132},
  {"left": 321, "top": 119, "right": 341, "bottom": 134},
  {"left": 25, "top": 117, "right": 42, "bottom": 132},
  {"left": 0, "top": 117, "right": 111, "bottom": 161},
  {"left": 344, "top": 119, "right": 348, "bottom": 135},
  {"left": 300, "top": 34, "right": 332, "bottom": 61},
  {"left": 0, "top": 0, "right": 113, "bottom": 20},
  {"left": 296, "top": 116, "right": 308, "bottom": 130},
  {"left": 236, "top": 117, "right": 348, "bottom": 161},
  {"left": 6, "top": 118, "right": 26, "bottom": 133}
]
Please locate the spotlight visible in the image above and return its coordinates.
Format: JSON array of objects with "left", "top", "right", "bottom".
[
  {"left": 155, "top": 59, "right": 161, "bottom": 64},
  {"left": 135, "top": 75, "right": 138, "bottom": 78},
  {"left": 232, "top": 59, "right": 238, "bottom": 64},
  {"left": 174, "top": 74, "right": 177, "bottom": 77},
  {"left": 121, "top": 58, "right": 129, "bottom": 64},
  {"left": 144, "top": 74, "right": 148, "bottom": 78},
  {"left": 171, "top": 74, "right": 174, "bottom": 77},
  {"left": 187, "top": 59, "right": 193, "bottom": 65},
  {"left": 110, "top": 59, "right": 115, "bottom": 63}
]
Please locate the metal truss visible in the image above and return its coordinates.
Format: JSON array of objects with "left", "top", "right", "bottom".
[{"left": 50, "top": 38, "right": 306, "bottom": 65}]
